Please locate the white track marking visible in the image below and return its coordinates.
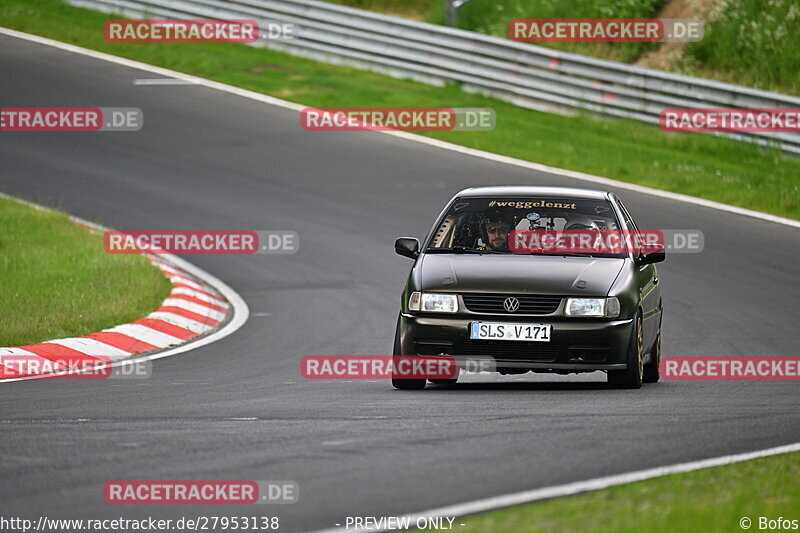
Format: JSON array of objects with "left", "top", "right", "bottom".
[
  {"left": 156, "top": 265, "right": 184, "bottom": 276},
  {"left": 102, "top": 324, "right": 184, "bottom": 348},
  {"left": 0, "top": 348, "right": 68, "bottom": 374},
  {"left": 47, "top": 338, "right": 131, "bottom": 359},
  {"left": 147, "top": 312, "right": 214, "bottom": 334},
  {"left": 167, "top": 275, "right": 205, "bottom": 291},
  {"left": 170, "top": 283, "right": 220, "bottom": 300},
  {"left": 147, "top": 257, "right": 171, "bottom": 268},
  {"left": 160, "top": 298, "right": 227, "bottom": 320},
  {"left": 159, "top": 265, "right": 190, "bottom": 278},
  {"left": 0, "top": 26, "right": 797, "bottom": 229},
  {"left": 0, "top": 347, "right": 47, "bottom": 357},
  {"left": 170, "top": 287, "right": 229, "bottom": 308},
  {"left": 309, "top": 441, "right": 800, "bottom": 532},
  {"left": 152, "top": 263, "right": 199, "bottom": 282},
  {"left": 134, "top": 78, "right": 199, "bottom": 85}
]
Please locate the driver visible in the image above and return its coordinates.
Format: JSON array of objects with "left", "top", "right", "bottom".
[{"left": 478, "top": 212, "right": 514, "bottom": 251}]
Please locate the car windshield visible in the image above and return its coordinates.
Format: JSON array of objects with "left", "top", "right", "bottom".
[{"left": 426, "top": 197, "right": 625, "bottom": 257}]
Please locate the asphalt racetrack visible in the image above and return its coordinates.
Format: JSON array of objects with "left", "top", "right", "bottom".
[{"left": 1, "top": 33, "right": 799, "bottom": 532}]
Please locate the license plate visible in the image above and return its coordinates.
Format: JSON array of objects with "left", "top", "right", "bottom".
[{"left": 470, "top": 322, "right": 552, "bottom": 342}]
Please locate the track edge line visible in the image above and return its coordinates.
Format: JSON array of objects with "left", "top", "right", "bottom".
[
  {"left": 307, "top": 441, "right": 800, "bottom": 532},
  {"left": 0, "top": 25, "right": 797, "bottom": 230}
]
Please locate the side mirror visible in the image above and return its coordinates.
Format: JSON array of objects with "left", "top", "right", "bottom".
[
  {"left": 637, "top": 245, "right": 665, "bottom": 265},
  {"left": 395, "top": 237, "right": 420, "bottom": 259}
]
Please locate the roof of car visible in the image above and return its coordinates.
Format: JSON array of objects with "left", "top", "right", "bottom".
[{"left": 456, "top": 186, "right": 610, "bottom": 200}]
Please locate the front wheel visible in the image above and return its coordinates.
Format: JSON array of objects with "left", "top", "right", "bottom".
[
  {"left": 643, "top": 330, "right": 661, "bottom": 383},
  {"left": 391, "top": 316, "right": 426, "bottom": 390},
  {"left": 608, "top": 312, "right": 643, "bottom": 389}
]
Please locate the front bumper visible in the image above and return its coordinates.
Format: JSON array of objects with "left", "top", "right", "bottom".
[{"left": 398, "top": 312, "right": 633, "bottom": 372}]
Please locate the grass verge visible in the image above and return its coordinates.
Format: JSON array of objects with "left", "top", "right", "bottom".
[
  {"left": 321, "top": 0, "right": 670, "bottom": 63},
  {"left": 459, "top": 451, "right": 800, "bottom": 532},
  {"left": 324, "top": 0, "right": 800, "bottom": 95},
  {"left": 0, "top": 197, "right": 172, "bottom": 346},
  {"left": 445, "top": 0, "right": 667, "bottom": 64},
  {"left": 0, "top": 0, "right": 798, "bottom": 219},
  {"left": 679, "top": 0, "right": 800, "bottom": 95}
]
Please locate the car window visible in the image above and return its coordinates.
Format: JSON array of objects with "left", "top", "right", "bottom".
[
  {"left": 427, "top": 197, "right": 623, "bottom": 255},
  {"left": 615, "top": 198, "right": 646, "bottom": 259},
  {"left": 616, "top": 199, "right": 638, "bottom": 231}
]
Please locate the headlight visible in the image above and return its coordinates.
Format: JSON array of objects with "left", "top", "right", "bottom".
[
  {"left": 565, "top": 297, "right": 620, "bottom": 318},
  {"left": 408, "top": 292, "right": 458, "bottom": 313}
]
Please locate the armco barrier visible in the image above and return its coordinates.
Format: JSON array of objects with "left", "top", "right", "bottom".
[{"left": 68, "top": 0, "right": 800, "bottom": 154}]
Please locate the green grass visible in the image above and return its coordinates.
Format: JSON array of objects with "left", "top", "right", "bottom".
[
  {"left": 679, "top": 0, "right": 800, "bottom": 95},
  {"left": 321, "top": 0, "right": 436, "bottom": 20},
  {"left": 323, "top": 0, "right": 800, "bottom": 95},
  {"left": 0, "top": 0, "right": 798, "bottom": 219},
  {"left": 447, "top": 0, "right": 667, "bottom": 64},
  {"left": 0, "top": 197, "right": 172, "bottom": 346},
  {"left": 326, "top": 0, "right": 666, "bottom": 62},
  {"left": 458, "top": 451, "right": 800, "bottom": 533}
]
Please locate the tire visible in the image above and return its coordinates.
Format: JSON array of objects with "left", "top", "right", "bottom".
[
  {"left": 391, "top": 316, "right": 426, "bottom": 390},
  {"left": 608, "top": 312, "right": 644, "bottom": 389},
  {"left": 643, "top": 329, "right": 661, "bottom": 383}
]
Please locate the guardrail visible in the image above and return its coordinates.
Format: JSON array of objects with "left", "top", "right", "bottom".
[{"left": 69, "top": 0, "right": 800, "bottom": 154}]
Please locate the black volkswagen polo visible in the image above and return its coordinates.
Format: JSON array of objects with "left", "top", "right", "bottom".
[{"left": 393, "top": 186, "right": 664, "bottom": 390}]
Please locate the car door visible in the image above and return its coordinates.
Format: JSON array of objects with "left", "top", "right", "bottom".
[{"left": 618, "top": 199, "right": 661, "bottom": 349}]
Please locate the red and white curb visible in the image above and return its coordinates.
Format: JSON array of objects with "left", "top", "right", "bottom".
[{"left": 0, "top": 194, "right": 249, "bottom": 382}]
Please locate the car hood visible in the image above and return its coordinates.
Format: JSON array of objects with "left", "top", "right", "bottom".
[{"left": 418, "top": 254, "right": 626, "bottom": 296}]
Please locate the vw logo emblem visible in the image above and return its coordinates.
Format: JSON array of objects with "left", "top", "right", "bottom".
[{"left": 503, "top": 297, "right": 520, "bottom": 313}]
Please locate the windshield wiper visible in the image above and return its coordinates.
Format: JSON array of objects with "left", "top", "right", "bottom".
[
  {"left": 426, "top": 246, "right": 501, "bottom": 254},
  {"left": 428, "top": 248, "right": 620, "bottom": 257},
  {"left": 518, "top": 251, "right": 610, "bottom": 258}
]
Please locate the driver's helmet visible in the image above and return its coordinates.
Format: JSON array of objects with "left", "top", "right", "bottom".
[{"left": 479, "top": 210, "right": 515, "bottom": 240}]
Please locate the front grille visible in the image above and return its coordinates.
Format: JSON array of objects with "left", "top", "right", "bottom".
[
  {"left": 454, "top": 341, "right": 560, "bottom": 362},
  {"left": 462, "top": 294, "right": 562, "bottom": 314}
]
